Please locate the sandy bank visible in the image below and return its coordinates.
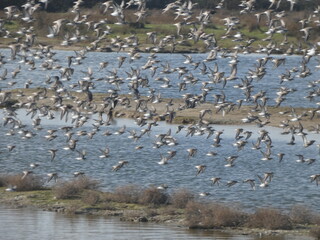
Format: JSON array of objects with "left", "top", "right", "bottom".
[{"left": 1, "top": 88, "right": 319, "bottom": 131}]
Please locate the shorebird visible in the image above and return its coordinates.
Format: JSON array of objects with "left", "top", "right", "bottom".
[
  {"left": 195, "top": 165, "right": 206, "bottom": 176},
  {"left": 73, "top": 171, "right": 85, "bottom": 177},
  {"left": 260, "top": 147, "right": 272, "bottom": 161},
  {"left": 39, "top": 0, "right": 49, "bottom": 9},
  {"left": 21, "top": 170, "right": 33, "bottom": 180},
  {"left": 4, "top": 6, "right": 18, "bottom": 20},
  {"left": 30, "top": 163, "right": 40, "bottom": 169},
  {"left": 7, "top": 145, "right": 16, "bottom": 152},
  {"left": 287, "top": 0, "right": 297, "bottom": 11},
  {"left": 158, "top": 153, "right": 170, "bottom": 165},
  {"left": 269, "top": 0, "right": 282, "bottom": 9},
  {"left": 277, "top": 153, "right": 285, "bottom": 162},
  {"left": 199, "top": 192, "right": 211, "bottom": 197},
  {"left": 302, "top": 135, "right": 315, "bottom": 148},
  {"left": 300, "top": 27, "right": 312, "bottom": 41},
  {"left": 210, "top": 177, "right": 221, "bottom": 186},
  {"left": 48, "top": 149, "right": 58, "bottom": 161},
  {"left": 257, "top": 173, "right": 271, "bottom": 188},
  {"left": 75, "top": 149, "right": 86, "bottom": 160},
  {"left": 2, "top": 0, "right": 320, "bottom": 216},
  {"left": 243, "top": 179, "right": 256, "bottom": 190},
  {"left": 226, "top": 180, "right": 238, "bottom": 187},
  {"left": 310, "top": 174, "right": 320, "bottom": 186},
  {"left": 187, "top": 148, "right": 197, "bottom": 159},
  {"left": 206, "top": 151, "right": 218, "bottom": 158},
  {"left": 112, "top": 160, "right": 128, "bottom": 171},
  {"left": 224, "top": 155, "right": 238, "bottom": 167},
  {"left": 47, "top": 173, "right": 58, "bottom": 183},
  {"left": 296, "top": 154, "right": 305, "bottom": 163}
]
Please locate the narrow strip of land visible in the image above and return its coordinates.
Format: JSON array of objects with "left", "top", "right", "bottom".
[{"left": 1, "top": 88, "right": 319, "bottom": 130}]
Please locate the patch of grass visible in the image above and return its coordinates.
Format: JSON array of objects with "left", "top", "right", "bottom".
[
  {"left": 139, "top": 186, "right": 169, "bottom": 206},
  {"left": 185, "top": 201, "right": 206, "bottom": 228},
  {"left": 1, "top": 181, "right": 320, "bottom": 233},
  {"left": 53, "top": 181, "right": 82, "bottom": 200},
  {"left": 290, "top": 205, "right": 314, "bottom": 225},
  {"left": 207, "top": 203, "right": 246, "bottom": 228},
  {"left": 0, "top": 174, "right": 8, "bottom": 187},
  {"left": 73, "top": 176, "right": 100, "bottom": 190},
  {"left": 185, "top": 201, "right": 246, "bottom": 229},
  {"left": 170, "top": 188, "right": 195, "bottom": 209},
  {"left": 81, "top": 190, "right": 100, "bottom": 205},
  {"left": 246, "top": 208, "right": 292, "bottom": 230},
  {"left": 310, "top": 226, "right": 320, "bottom": 240},
  {"left": 1, "top": 7, "right": 316, "bottom": 52},
  {"left": 4, "top": 174, "right": 44, "bottom": 191},
  {"left": 53, "top": 177, "right": 100, "bottom": 200},
  {"left": 112, "top": 184, "right": 141, "bottom": 204}
]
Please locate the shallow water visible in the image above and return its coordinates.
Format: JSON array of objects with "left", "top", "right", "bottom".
[
  {"left": 0, "top": 109, "right": 319, "bottom": 212},
  {"left": 0, "top": 48, "right": 319, "bottom": 108},
  {"left": 0, "top": 206, "right": 312, "bottom": 240},
  {"left": 0, "top": 47, "right": 320, "bottom": 212}
]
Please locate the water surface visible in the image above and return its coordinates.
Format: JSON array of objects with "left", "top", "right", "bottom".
[
  {"left": 0, "top": 206, "right": 312, "bottom": 240},
  {"left": 0, "top": 109, "right": 319, "bottom": 211}
]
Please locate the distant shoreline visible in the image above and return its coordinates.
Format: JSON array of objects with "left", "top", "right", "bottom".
[
  {"left": 0, "top": 43, "right": 290, "bottom": 55},
  {"left": 1, "top": 88, "right": 319, "bottom": 130}
]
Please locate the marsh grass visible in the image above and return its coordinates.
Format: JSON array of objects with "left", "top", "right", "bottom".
[
  {"left": 290, "top": 205, "right": 315, "bottom": 225},
  {"left": 1, "top": 174, "right": 44, "bottom": 191},
  {"left": 102, "top": 185, "right": 171, "bottom": 206},
  {"left": 53, "top": 177, "right": 100, "bottom": 200},
  {"left": 170, "top": 188, "right": 195, "bottom": 209},
  {"left": 139, "top": 186, "right": 169, "bottom": 205},
  {"left": 0, "top": 174, "right": 8, "bottom": 187},
  {"left": 1, "top": 178, "right": 320, "bottom": 233},
  {"left": 310, "top": 226, "right": 320, "bottom": 240},
  {"left": 246, "top": 208, "right": 292, "bottom": 230},
  {"left": 185, "top": 201, "right": 246, "bottom": 229},
  {"left": 112, "top": 184, "right": 141, "bottom": 203},
  {"left": 81, "top": 190, "right": 100, "bottom": 205}
]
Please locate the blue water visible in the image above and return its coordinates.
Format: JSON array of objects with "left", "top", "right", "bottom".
[
  {"left": 0, "top": 48, "right": 319, "bottom": 212},
  {"left": 0, "top": 48, "right": 318, "bottom": 108},
  {"left": 0, "top": 206, "right": 312, "bottom": 240},
  {"left": 0, "top": 109, "right": 319, "bottom": 212}
]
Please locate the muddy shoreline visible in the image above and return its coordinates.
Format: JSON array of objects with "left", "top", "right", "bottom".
[
  {"left": 1, "top": 88, "right": 319, "bottom": 131},
  {"left": 0, "top": 187, "right": 314, "bottom": 238}
]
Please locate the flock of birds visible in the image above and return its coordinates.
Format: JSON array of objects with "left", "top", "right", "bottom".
[{"left": 0, "top": 0, "right": 320, "bottom": 200}]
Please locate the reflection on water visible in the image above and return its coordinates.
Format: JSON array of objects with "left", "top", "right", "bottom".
[{"left": 0, "top": 206, "right": 312, "bottom": 240}]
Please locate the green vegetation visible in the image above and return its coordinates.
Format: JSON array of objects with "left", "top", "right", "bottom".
[
  {"left": 1, "top": 0, "right": 320, "bottom": 12},
  {"left": 0, "top": 6, "right": 317, "bottom": 53}
]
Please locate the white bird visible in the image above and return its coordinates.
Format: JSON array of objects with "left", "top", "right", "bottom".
[
  {"left": 112, "top": 160, "right": 128, "bottom": 171},
  {"left": 47, "top": 173, "right": 58, "bottom": 183},
  {"left": 48, "top": 149, "right": 58, "bottom": 161},
  {"left": 99, "top": 146, "right": 110, "bottom": 158},
  {"left": 21, "top": 170, "right": 33, "bottom": 180}
]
